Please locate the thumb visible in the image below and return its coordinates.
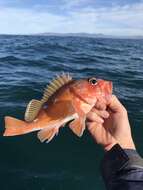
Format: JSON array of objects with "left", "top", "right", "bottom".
[{"left": 108, "top": 95, "right": 124, "bottom": 113}]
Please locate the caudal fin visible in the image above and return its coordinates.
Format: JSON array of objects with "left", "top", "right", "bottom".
[{"left": 3, "top": 116, "right": 30, "bottom": 136}]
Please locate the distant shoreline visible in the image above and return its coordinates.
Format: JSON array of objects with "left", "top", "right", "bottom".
[{"left": 0, "top": 33, "right": 143, "bottom": 40}]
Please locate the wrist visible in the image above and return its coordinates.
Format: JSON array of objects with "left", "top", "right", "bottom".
[
  {"left": 103, "top": 139, "right": 118, "bottom": 151},
  {"left": 104, "top": 138, "right": 136, "bottom": 151},
  {"left": 119, "top": 140, "right": 136, "bottom": 150}
]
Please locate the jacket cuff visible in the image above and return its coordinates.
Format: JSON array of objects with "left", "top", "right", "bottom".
[
  {"left": 101, "top": 144, "right": 129, "bottom": 181},
  {"left": 124, "top": 149, "right": 143, "bottom": 169},
  {"left": 101, "top": 144, "right": 143, "bottom": 181}
]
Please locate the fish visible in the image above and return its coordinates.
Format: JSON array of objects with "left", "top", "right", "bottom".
[{"left": 3, "top": 73, "right": 112, "bottom": 143}]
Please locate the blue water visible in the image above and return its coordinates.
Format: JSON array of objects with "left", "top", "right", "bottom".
[{"left": 0, "top": 35, "right": 143, "bottom": 190}]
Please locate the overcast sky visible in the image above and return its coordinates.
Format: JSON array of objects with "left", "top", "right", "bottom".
[{"left": 0, "top": 0, "right": 143, "bottom": 35}]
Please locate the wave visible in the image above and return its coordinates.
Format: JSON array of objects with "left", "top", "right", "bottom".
[{"left": 0, "top": 36, "right": 143, "bottom": 190}]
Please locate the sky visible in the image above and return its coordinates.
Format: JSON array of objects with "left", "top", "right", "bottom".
[{"left": 0, "top": 0, "right": 143, "bottom": 35}]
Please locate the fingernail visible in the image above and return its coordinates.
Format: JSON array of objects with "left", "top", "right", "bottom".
[{"left": 99, "top": 118, "right": 104, "bottom": 123}]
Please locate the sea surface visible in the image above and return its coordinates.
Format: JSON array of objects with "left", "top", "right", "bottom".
[{"left": 0, "top": 35, "right": 143, "bottom": 190}]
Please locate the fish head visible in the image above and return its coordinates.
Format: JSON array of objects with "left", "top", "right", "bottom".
[{"left": 71, "top": 77, "right": 113, "bottom": 105}]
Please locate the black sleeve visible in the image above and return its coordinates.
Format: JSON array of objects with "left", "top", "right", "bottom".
[{"left": 101, "top": 144, "right": 143, "bottom": 190}]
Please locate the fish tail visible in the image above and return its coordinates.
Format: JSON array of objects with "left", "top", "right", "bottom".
[{"left": 3, "top": 116, "right": 32, "bottom": 136}]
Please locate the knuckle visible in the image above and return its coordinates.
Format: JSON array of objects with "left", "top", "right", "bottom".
[
  {"left": 86, "top": 122, "right": 95, "bottom": 130},
  {"left": 122, "top": 106, "right": 127, "bottom": 114},
  {"left": 90, "top": 112, "right": 97, "bottom": 120}
]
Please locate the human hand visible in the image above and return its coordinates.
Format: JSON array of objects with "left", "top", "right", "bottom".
[{"left": 86, "top": 95, "right": 135, "bottom": 151}]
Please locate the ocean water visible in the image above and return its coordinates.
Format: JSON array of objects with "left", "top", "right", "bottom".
[{"left": 0, "top": 35, "right": 143, "bottom": 190}]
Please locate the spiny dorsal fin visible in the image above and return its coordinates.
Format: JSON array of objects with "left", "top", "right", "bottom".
[
  {"left": 41, "top": 73, "right": 72, "bottom": 103},
  {"left": 25, "top": 99, "right": 42, "bottom": 122}
]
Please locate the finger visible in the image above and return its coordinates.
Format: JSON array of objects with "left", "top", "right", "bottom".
[
  {"left": 86, "top": 121, "right": 98, "bottom": 130},
  {"left": 86, "top": 122, "right": 115, "bottom": 147},
  {"left": 91, "top": 108, "right": 109, "bottom": 118},
  {"left": 95, "top": 100, "right": 106, "bottom": 110},
  {"left": 86, "top": 111, "right": 104, "bottom": 123},
  {"left": 86, "top": 122, "right": 103, "bottom": 145},
  {"left": 108, "top": 95, "right": 126, "bottom": 113}
]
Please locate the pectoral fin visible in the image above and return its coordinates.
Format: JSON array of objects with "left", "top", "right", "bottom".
[
  {"left": 46, "top": 100, "right": 76, "bottom": 119},
  {"left": 69, "top": 116, "right": 86, "bottom": 137}
]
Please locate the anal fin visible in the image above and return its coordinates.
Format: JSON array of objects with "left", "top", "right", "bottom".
[
  {"left": 37, "top": 127, "right": 59, "bottom": 143},
  {"left": 37, "top": 113, "right": 77, "bottom": 143}
]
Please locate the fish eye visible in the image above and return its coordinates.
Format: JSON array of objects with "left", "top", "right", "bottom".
[{"left": 88, "top": 77, "right": 98, "bottom": 85}]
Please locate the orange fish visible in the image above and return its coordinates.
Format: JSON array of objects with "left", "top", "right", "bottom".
[{"left": 3, "top": 73, "right": 112, "bottom": 143}]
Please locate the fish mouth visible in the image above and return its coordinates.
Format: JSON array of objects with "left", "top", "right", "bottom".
[
  {"left": 109, "top": 81, "right": 113, "bottom": 93},
  {"left": 105, "top": 81, "right": 113, "bottom": 103}
]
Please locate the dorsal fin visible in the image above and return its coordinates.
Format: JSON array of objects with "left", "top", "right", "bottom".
[
  {"left": 25, "top": 99, "right": 42, "bottom": 122},
  {"left": 41, "top": 73, "right": 72, "bottom": 103}
]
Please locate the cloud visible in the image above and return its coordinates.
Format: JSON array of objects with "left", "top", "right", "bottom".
[
  {"left": 0, "top": 1, "right": 143, "bottom": 35},
  {"left": 0, "top": 7, "right": 65, "bottom": 34},
  {"left": 62, "top": 0, "right": 93, "bottom": 10}
]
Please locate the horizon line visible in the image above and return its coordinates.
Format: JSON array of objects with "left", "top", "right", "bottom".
[{"left": 0, "top": 32, "right": 143, "bottom": 39}]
